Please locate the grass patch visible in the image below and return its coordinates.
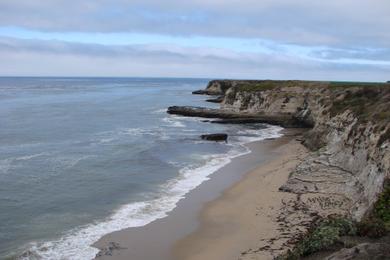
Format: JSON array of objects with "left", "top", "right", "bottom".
[
  {"left": 235, "top": 80, "right": 326, "bottom": 92},
  {"left": 373, "top": 180, "right": 390, "bottom": 224},
  {"left": 375, "top": 111, "right": 390, "bottom": 120},
  {"left": 329, "top": 81, "right": 389, "bottom": 89},
  {"left": 235, "top": 81, "right": 281, "bottom": 92},
  {"left": 234, "top": 80, "right": 390, "bottom": 92},
  {"left": 329, "top": 87, "right": 389, "bottom": 123}
]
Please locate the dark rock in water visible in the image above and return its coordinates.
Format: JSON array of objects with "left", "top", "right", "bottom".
[
  {"left": 96, "top": 242, "right": 126, "bottom": 258},
  {"left": 167, "top": 106, "right": 242, "bottom": 119},
  {"left": 192, "top": 90, "right": 209, "bottom": 95},
  {"left": 201, "top": 133, "right": 228, "bottom": 142},
  {"left": 211, "top": 118, "right": 277, "bottom": 124},
  {"left": 206, "top": 96, "right": 224, "bottom": 103},
  {"left": 167, "top": 106, "right": 306, "bottom": 128}
]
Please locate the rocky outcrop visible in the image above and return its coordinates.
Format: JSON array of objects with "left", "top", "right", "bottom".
[
  {"left": 206, "top": 96, "right": 224, "bottom": 103},
  {"left": 167, "top": 106, "right": 244, "bottom": 118},
  {"left": 167, "top": 106, "right": 303, "bottom": 127},
  {"left": 201, "top": 133, "right": 228, "bottom": 142},
  {"left": 325, "top": 242, "right": 390, "bottom": 260},
  {"left": 192, "top": 90, "right": 210, "bottom": 95},
  {"left": 184, "top": 80, "right": 390, "bottom": 221},
  {"left": 192, "top": 80, "right": 266, "bottom": 95}
]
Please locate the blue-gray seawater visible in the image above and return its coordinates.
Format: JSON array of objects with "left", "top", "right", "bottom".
[{"left": 0, "top": 77, "right": 282, "bottom": 259}]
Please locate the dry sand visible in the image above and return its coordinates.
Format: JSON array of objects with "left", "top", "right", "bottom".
[{"left": 173, "top": 138, "right": 309, "bottom": 260}]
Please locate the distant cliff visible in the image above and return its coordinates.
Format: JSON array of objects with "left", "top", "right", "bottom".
[{"left": 186, "top": 80, "right": 390, "bottom": 220}]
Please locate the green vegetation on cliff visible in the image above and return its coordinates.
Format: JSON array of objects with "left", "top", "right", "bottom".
[
  {"left": 329, "top": 87, "right": 390, "bottom": 122},
  {"left": 329, "top": 81, "right": 389, "bottom": 89},
  {"left": 234, "top": 80, "right": 327, "bottom": 92},
  {"left": 372, "top": 181, "right": 390, "bottom": 228},
  {"left": 278, "top": 182, "right": 390, "bottom": 259},
  {"left": 234, "top": 80, "right": 389, "bottom": 93},
  {"left": 232, "top": 80, "right": 390, "bottom": 127},
  {"left": 276, "top": 216, "right": 357, "bottom": 260}
]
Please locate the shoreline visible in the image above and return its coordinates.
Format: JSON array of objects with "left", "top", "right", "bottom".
[
  {"left": 93, "top": 129, "right": 305, "bottom": 260},
  {"left": 173, "top": 134, "right": 308, "bottom": 260}
]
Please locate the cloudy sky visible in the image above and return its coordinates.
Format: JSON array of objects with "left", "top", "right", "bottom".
[{"left": 0, "top": 0, "right": 389, "bottom": 80}]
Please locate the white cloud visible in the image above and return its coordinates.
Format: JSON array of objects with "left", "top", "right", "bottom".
[
  {"left": 0, "top": 37, "right": 388, "bottom": 81},
  {"left": 0, "top": 0, "right": 389, "bottom": 47},
  {"left": 0, "top": 1, "right": 389, "bottom": 78}
]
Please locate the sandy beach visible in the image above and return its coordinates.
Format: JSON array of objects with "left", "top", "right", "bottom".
[
  {"left": 93, "top": 129, "right": 308, "bottom": 260},
  {"left": 173, "top": 135, "right": 308, "bottom": 260}
]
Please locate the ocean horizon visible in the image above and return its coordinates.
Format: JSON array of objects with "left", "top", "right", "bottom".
[{"left": 0, "top": 77, "right": 283, "bottom": 259}]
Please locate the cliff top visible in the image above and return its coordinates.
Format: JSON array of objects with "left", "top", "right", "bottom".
[
  {"left": 216, "top": 80, "right": 390, "bottom": 92},
  {"left": 213, "top": 79, "right": 390, "bottom": 126}
]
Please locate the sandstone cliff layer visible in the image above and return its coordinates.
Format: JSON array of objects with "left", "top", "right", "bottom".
[{"left": 189, "top": 80, "right": 390, "bottom": 220}]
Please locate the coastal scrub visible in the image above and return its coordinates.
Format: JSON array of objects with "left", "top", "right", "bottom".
[{"left": 276, "top": 216, "right": 357, "bottom": 260}]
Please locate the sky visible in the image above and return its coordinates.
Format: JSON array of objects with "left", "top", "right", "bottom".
[{"left": 0, "top": 0, "right": 389, "bottom": 81}]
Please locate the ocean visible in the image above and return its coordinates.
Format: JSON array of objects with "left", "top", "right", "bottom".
[{"left": 0, "top": 77, "right": 283, "bottom": 259}]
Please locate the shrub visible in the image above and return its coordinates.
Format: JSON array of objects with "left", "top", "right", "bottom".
[
  {"left": 276, "top": 216, "right": 356, "bottom": 260},
  {"left": 357, "top": 218, "right": 387, "bottom": 238},
  {"left": 373, "top": 181, "right": 390, "bottom": 222}
]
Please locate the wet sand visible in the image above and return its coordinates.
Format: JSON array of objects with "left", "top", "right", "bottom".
[{"left": 93, "top": 130, "right": 306, "bottom": 260}]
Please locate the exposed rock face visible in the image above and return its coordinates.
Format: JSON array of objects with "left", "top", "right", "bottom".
[
  {"left": 325, "top": 242, "right": 390, "bottom": 260},
  {"left": 221, "top": 81, "right": 328, "bottom": 127},
  {"left": 192, "top": 80, "right": 266, "bottom": 95},
  {"left": 191, "top": 80, "right": 390, "bottom": 221},
  {"left": 201, "top": 133, "right": 228, "bottom": 142}
]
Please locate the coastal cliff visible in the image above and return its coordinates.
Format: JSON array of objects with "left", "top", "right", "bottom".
[
  {"left": 172, "top": 80, "right": 390, "bottom": 220},
  {"left": 221, "top": 80, "right": 390, "bottom": 221},
  {"left": 168, "top": 79, "right": 390, "bottom": 258}
]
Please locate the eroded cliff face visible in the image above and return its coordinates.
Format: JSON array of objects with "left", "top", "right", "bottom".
[
  {"left": 220, "top": 81, "right": 390, "bottom": 220},
  {"left": 196, "top": 80, "right": 265, "bottom": 95}
]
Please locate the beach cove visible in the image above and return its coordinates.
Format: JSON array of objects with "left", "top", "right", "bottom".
[
  {"left": 95, "top": 79, "right": 390, "bottom": 260},
  {"left": 94, "top": 130, "right": 306, "bottom": 260}
]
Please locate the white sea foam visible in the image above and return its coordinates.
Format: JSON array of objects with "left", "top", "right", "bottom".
[
  {"left": 151, "top": 108, "right": 167, "bottom": 114},
  {"left": 0, "top": 158, "right": 13, "bottom": 174},
  {"left": 161, "top": 117, "right": 186, "bottom": 128},
  {"left": 19, "top": 125, "right": 283, "bottom": 260},
  {"left": 98, "top": 137, "right": 116, "bottom": 144},
  {"left": 237, "top": 125, "right": 284, "bottom": 143},
  {"left": 49, "top": 155, "right": 93, "bottom": 171},
  {"left": 93, "top": 127, "right": 172, "bottom": 146},
  {"left": 172, "top": 116, "right": 207, "bottom": 122},
  {"left": 0, "top": 153, "right": 47, "bottom": 174},
  {"left": 16, "top": 153, "right": 47, "bottom": 161}
]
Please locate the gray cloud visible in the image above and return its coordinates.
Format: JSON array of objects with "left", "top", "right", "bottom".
[
  {"left": 0, "top": 37, "right": 388, "bottom": 81},
  {"left": 310, "top": 47, "right": 390, "bottom": 62},
  {"left": 0, "top": 0, "right": 389, "bottom": 48}
]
